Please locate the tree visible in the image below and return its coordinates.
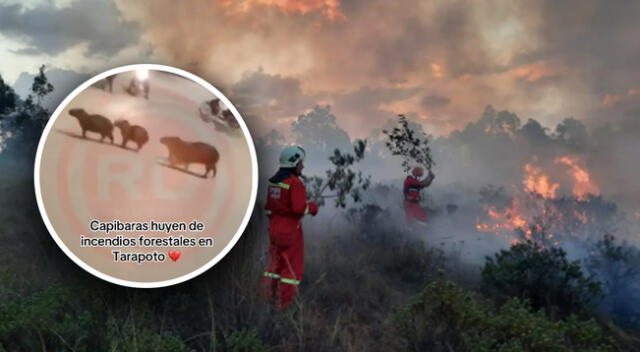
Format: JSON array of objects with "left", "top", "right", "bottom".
[
  {"left": 383, "top": 114, "right": 435, "bottom": 174},
  {"left": 291, "top": 105, "right": 351, "bottom": 157},
  {"left": 0, "top": 75, "right": 17, "bottom": 115},
  {"left": 586, "top": 234, "right": 640, "bottom": 328},
  {"left": 30, "top": 65, "right": 54, "bottom": 105},
  {"left": 475, "top": 104, "right": 521, "bottom": 136},
  {"left": 519, "top": 118, "right": 550, "bottom": 144},
  {"left": 305, "top": 139, "right": 371, "bottom": 208},
  {"left": 0, "top": 68, "right": 53, "bottom": 155},
  {"left": 555, "top": 117, "right": 588, "bottom": 150},
  {"left": 0, "top": 75, "right": 19, "bottom": 149}
]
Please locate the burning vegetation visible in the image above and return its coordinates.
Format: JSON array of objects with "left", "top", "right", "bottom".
[
  {"left": 555, "top": 156, "right": 600, "bottom": 200},
  {"left": 475, "top": 153, "right": 620, "bottom": 248}
]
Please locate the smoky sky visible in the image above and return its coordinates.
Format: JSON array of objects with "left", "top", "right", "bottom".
[
  {"left": 422, "top": 95, "right": 451, "bottom": 109},
  {"left": 229, "top": 70, "right": 423, "bottom": 135},
  {"left": 0, "top": 0, "right": 139, "bottom": 57},
  {"left": 3, "top": 0, "right": 640, "bottom": 137},
  {"left": 114, "top": 0, "right": 640, "bottom": 137},
  {"left": 230, "top": 69, "right": 317, "bottom": 120},
  {"left": 512, "top": 0, "right": 640, "bottom": 95}
]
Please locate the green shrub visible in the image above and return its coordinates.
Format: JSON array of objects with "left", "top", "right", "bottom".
[
  {"left": 0, "top": 273, "right": 191, "bottom": 352},
  {"left": 387, "top": 280, "right": 482, "bottom": 351},
  {"left": 472, "top": 299, "right": 618, "bottom": 352},
  {"left": 225, "top": 328, "right": 269, "bottom": 352},
  {"left": 387, "top": 280, "right": 618, "bottom": 352},
  {"left": 482, "top": 240, "right": 602, "bottom": 318},
  {"left": 0, "top": 273, "right": 72, "bottom": 350}
]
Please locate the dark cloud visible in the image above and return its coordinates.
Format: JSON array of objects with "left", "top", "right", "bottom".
[
  {"left": 421, "top": 94, "right": 451, "bottom": 109},
  {"left": 0, "top": 0, "right": 139, "bottom": 56}
]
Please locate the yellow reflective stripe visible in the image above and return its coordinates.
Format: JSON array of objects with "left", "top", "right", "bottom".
[
  {"left": 270, "top": 182, "right": 290, "bottom": 190},
  {"left": 280, "top": 277, "right": 300, "bottom": 285},
  {"left": 264, "top": 272, "right": 280, "bottom": 279},
  {"left": 304, "top": 205, "right": 309, "bottom": 215}
]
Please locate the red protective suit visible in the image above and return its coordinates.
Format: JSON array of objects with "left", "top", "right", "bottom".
[
  {"left": 261, "top": 174, "right": 317, "bottom": 309},
  {"left": 403, "top": 175, "right": 428, "bottom": 224}
]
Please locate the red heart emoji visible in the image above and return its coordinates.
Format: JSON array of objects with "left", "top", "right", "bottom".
[{"left": 168, "top": 250, "right": 181, "bottom": 262}]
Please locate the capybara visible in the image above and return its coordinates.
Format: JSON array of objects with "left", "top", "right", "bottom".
[
  {"left": 68, "top": 108, "right": 114, "bottom": 143},
  {"left": 114, "top": 119, "right": 149, "bottom": 151},
  {"left": 160, "top": 136, "right": 219, "bottom": 178}
]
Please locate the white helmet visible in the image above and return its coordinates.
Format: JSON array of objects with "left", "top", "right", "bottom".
[{"left": 279, "top": 145, "right": 306, "bottom": 168}]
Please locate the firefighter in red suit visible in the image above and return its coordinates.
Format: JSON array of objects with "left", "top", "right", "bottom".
[
  {"left": 262, "top": 145, "right": 319, "bottom": 309},
  {"left": 404, "top": 167, "right": 435, "bottom": 225}
]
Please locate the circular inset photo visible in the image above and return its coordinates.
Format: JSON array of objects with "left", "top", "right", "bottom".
[{"left": 34, "top": 64, "right": 258, "bottom": 288}]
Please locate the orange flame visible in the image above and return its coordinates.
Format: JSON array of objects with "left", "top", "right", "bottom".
[
  {"left": 476, "top": 198, "right": 530, "bottom": 243},
  {"left": 217, "top": 0, "right": 346, "bottom": 21},
  {"left": 477, "top": 158, "right": 600, "bottom": 246},
  {"left": 555, "top": 156, "right": 599, "bottom": 200},
  {"left": 523, "top": 163, "right": 559, "bottom": 198}
]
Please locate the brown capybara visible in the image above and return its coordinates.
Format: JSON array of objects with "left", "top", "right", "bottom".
[
  {"left": 160, "top": 136, "right": 219, "bottom": 178},
  {"left": 114, "top": 119, "right": 149, "bottom": 151},
  {"left": 68, "top": 108, "right": 114, "bottom": 143}
]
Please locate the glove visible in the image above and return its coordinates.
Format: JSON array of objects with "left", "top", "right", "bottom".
[{"left": 308, "top": 202, "right": 319, "bottom": 216}]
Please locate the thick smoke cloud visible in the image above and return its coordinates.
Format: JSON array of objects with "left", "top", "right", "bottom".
[
  {"left": 115, "top": 0, "right": 640, "bottom": 137},
  {"left": 3, "top": 0, "right": 640, "bottom": 137},
  {"left": 228, "top": 70, "right": 422, "bottom": 138}
]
